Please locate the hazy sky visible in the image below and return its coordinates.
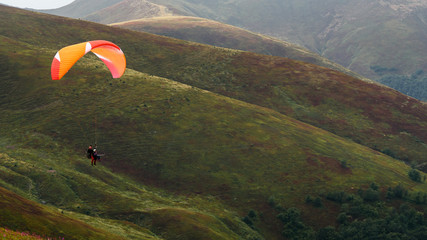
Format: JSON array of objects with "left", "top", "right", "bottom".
[{"left": 0, "top": 0, "right": 74, "bottom": 9}]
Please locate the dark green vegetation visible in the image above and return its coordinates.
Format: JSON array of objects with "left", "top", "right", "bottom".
[
  {"left": 271, "top": 184, "right": 427, "bottom": 239},
  {"left": 1, "top": 5, "right": 427, "bottom": 239},
  {"left": 374, "top": 68, "right": 427, "bottom": 101}
]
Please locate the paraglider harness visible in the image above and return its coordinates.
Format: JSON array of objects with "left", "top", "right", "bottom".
[
  {"left": 85, "top": 117, "right": 104, "bottom": 161},
  {"left": 87, "top": 145, "right": 105, "bottom": 161}
]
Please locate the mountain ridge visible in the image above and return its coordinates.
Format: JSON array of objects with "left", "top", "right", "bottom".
[
  {"left": 85, "top": 0, "right": 175, "bottom": 23},
  {"left": 110, "top": 15, "right": 371, "bottom": 82}
]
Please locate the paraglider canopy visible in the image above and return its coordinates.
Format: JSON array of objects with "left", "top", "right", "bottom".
[{"left": 51, "top": 40, "right": 126, "bottom": 80}]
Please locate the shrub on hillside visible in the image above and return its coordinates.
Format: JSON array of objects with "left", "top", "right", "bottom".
[
  {"left": 326, "top": 191, "right": 354, "bottom": 203},
  {"left": 409, "top": 169, "right": 422, "bottom": 183},
  {"left": 362, "top": 188, "right": 380, "bottom": 202},
  {"left": 277, "top": 208, "right": 314, "bottom": 239},
  {"left": 387, "top": 184, "right": 408, "bottom": 199}
]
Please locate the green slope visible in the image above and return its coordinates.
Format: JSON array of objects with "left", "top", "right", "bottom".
[
  {"left": 0, "top": 186, "right": 125, "bottom": 240},
  {"left": 0, "top": 131, "right": 259, "bottom": 240},
  {"left": 1, "top": 5, "right": 427, "bottom": 239}
]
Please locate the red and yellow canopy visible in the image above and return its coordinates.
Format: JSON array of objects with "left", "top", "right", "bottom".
[{"left": 51, "top": 40, "right": 126, "bottom": 80}]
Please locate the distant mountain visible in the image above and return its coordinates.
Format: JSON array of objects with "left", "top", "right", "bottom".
[
  {"left": 1, "top": 5, "right": 427, "bottom": 240},
  {"left": 111, "top": 16, "right": 369, "bottom": 81},
  {"left": 146, "top": 0, "right": 427, "bottom": 100},
  {"left": 144, "top": 0, "right": 427, "bottom": 75},
  {"left": 39, "top": 0, "right": 122, "bottom": 18}
]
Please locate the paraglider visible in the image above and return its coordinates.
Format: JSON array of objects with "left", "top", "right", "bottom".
[
  {"left": 51, "top": 41, "right": 125, "bottom": 164},
  {"left": 51, "top": 40, "right": 126, "bottom": 80}
]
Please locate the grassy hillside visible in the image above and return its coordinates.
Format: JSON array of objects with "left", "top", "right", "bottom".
[
  {"left": 0, "top": 186, "right": 125, "bottom": 240},
  {"left": 1, "top": 5, "right": 427, "bottom": 239},
  {"left": 8, "top": 3, "right": 426, "bottom": 166},
  {"left": 0, "top": 131, "right": 259, "bottom": 240},
  {"left": 1, "top": 36, "right": 426, "bottom": 238},
  {"left": 111, "top": 16, "right": 369, "bottom": 82},
  {"left": 10, "top": 3, "right": 427, "bottom": 165}
]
